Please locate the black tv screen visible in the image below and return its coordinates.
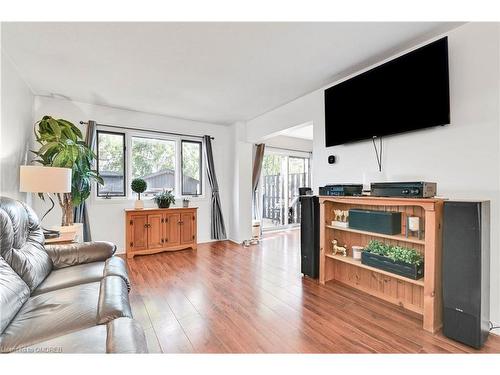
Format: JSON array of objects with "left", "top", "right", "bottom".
[{"left": 324, "top": 37, "right": 450, "bottom": 147}]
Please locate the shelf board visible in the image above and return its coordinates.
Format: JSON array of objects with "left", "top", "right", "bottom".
[
  {"left": 324, "top": 253, "right": 425, "bottom": 287},
  {"left": 326, "top": 224, "right": 425, "bottom": 245}
]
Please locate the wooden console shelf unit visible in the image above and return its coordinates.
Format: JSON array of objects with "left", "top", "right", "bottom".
[
  {"left": 125, "top": 207, "right": 197, "bottom": 258},
  {"left": 319, "top": 195, "right": 444, "bottom": 333}
]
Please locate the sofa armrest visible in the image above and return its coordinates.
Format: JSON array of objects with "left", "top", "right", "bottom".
[
  {"left": 45, "top": 241, "right": 116, "bottom": 269},
  {"left": 106, "top": 318, "right": 148, "bottom": 353}
]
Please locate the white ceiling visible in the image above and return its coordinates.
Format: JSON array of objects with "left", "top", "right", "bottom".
[{"left": 1, "top": 22, "right": 462, "bottom": 125}]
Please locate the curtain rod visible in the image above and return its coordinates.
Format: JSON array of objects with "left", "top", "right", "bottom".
[{"left": 79, "top": 121, "right": 214, "bottom": 140}]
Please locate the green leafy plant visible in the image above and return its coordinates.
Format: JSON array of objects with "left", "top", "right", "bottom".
[
  {"left": 365, "top": 240, "right": 423, "bottom": 266},
  {"left": 152, "top": 190, "right": 175, "bottom": 208},
  {"left": 131, "top": 178, "right": 147, "bottom": 200},
  {"left": 32, "top": 116, "right": 103, "bottom": 226}
]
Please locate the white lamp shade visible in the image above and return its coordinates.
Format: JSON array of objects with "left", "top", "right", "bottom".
[{"left": 20, "top": 166, "right": 72, "bottom": 193}]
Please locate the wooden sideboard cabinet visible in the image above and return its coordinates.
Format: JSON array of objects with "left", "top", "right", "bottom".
[{"left": 125, "top": 207, "right": 197, "bottom": 258}]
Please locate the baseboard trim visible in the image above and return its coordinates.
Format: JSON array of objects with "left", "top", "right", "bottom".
[
  {"left": 197, "top": 238, "right": 220, "bottom": 244},
  {"left": 116, "top": 238, "right": 233, "bottom": 255}
]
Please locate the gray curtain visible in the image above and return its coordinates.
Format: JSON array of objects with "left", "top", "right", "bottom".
[
  {"left": 73, "top": 120, "right": 97, "bottom": 241},
  {"left": 203, "top": 135, "right": 227, "bottom": 240},
  {"left": 252, "top": 144, "right": 265, "bottom": 220}
]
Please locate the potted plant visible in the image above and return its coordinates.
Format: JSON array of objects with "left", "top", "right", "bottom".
[
  {"left": 361, "top": 240, "right": 424, "bottom": 280},
  {"left": 153, "top": 190, "right": 175, "bottom": 209},
  {"left": 131, "top": 178, "right": 147, "bottom": 209},
  {"left": 32, "top": 116, "right": 103, "bottom": 226}
]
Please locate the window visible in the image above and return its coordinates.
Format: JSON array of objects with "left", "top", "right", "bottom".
[
  {"left": 181, "top": 140, "right": 202, "bottom": 196},
  {"left": 97, "top": 131, "right": 126, "bottom": 197},
  {"left": 96, "top": 127, "right": 204, "bottom": 198},
  {"left": 131, "top": 136, "right": 176, "bottom": 195}
]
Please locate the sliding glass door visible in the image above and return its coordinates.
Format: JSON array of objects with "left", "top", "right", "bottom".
[{"left": 260, "top": 149, "right": 311, "bottom": 230}]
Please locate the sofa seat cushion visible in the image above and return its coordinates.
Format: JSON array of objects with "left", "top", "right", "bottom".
[
  {"left": 0, "top": 276, "right": 132, "bottom": 353},
  {"left": 0, "top": 198, "right": 52, "bottom": 292},
  {"left": 32, "top": 257, "right": 130, "bottom": 296},
  {"left": 0, "top": 256, "right": 30, "bottom": 333},
  {"left": 13, "top": 318, "right": 147, "bottom": 353}
]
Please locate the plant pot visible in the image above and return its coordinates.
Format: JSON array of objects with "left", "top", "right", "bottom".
[
  {"left": 134, "top": 199, "right": 144, "bottom": 209},
  {"left": 361, "top": 251, "right": 424, "bottom": 280},
  {"left": 157, "top": 202, "right": 171, "bottom": 209}
]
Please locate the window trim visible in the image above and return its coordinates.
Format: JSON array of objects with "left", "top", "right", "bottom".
[
  {"left": 181, "top": 139, "right": 203, "bottom": 196},
  {"left": 96, "top": 130, "right": 127, "bottom": 198},
  {"left": 94, "top": 125, "right": 205, "bottom": 200}
]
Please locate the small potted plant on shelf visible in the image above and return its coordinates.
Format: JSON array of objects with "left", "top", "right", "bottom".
[
  {"left": 361, "top": 240, "right": 424, "bottom": 280},
  {"left": 131, "top": 178, "right": 147, "bottom": 209},
  {"left": 153, "top": 190, "right": 175, "bottom": 209}
]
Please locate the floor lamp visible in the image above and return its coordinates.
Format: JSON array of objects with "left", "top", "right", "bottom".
[{"left": 20, "top": 165, "right": 72, "bottom": 238}]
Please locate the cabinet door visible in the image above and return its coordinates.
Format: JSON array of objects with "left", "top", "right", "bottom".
[
  {"left": 147, "top": 214, "right": 164, "bottom": 249},
  {"left": 180, "top": 212, "right": 195, "bottom": 244},
  {"left": 164, "top": 213, "right": 181, "bottom": 246},
  {"left": 129, "top": 214, "right": 148, "bottom": 251}
]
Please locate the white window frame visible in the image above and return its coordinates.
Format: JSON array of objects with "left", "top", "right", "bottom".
[
  {"left": 94, "top": 125, "right": 206, "bottom": 201},
  {"left": 180, "top": 139, "right": 203, "bottom": 196}
]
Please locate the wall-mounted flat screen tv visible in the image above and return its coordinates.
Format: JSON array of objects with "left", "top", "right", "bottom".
[{"left": 324, "top": 37, "right": 450, "bottom": 147}]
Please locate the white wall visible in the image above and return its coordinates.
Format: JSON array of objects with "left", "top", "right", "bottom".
[
  {"left": 246, "top": 23, "right": 500, "bottom": 324},
  {"left": 228, "top": 122, "right": 253, "bottom": 243},
  {"left": 264, "top": 135, "right": 313, "bottom": 152},
  {"left": 0, "top": 49, "right": 34, "bottom": 202},
  {"left": 31, "top": 96, "right": 233, "bottom": 251}
]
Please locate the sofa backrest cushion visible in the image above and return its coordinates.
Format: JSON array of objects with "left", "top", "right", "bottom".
[
  {"left": 0, "top": 197, "right": 52, "bottom": 291},
  {"left": 0, "top": 256, "right": 30, "bottom": 333}
]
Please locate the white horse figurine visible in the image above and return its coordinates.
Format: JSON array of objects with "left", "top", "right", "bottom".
[
  {"left": 333, "top": 209, "right": 343, "bottom": 222},
  {"left": 332, "top": 239, "right": 347, "bottom": 256}
]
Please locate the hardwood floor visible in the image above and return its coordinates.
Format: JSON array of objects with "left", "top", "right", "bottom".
[{"left": 126, "top": 229, "right": 500, "bottom": 353}]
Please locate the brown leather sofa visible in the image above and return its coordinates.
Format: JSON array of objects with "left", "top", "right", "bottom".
[{"left": 0, "top": 196, "right": 148, "bottom": 353}]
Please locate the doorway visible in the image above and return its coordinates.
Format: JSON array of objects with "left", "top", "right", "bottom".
[{"left": 260, "top": 148, "right": 311, "bottom": 231}]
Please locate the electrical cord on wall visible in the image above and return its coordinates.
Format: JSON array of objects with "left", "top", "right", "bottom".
[
  {"left": 372, "top": 136, "right": 383, "bottom": 172},
  {"left": 489, "top": 321, "right": 500, "bottom": 331}
]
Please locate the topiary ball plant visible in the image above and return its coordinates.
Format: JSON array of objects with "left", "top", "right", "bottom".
[{"left": 131, "top": 178, "right": 147, "bottom": 200}]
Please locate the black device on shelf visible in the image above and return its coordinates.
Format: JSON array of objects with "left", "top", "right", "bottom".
[
  {"left": 348, "top": 209, "right": 402, "bottom": 235},
  {"left": 300, "top": 195, "right": 319, "bottom": 278},
  {"left": 370, "top": 182, "right": 437, "bottom": 198},
  {"left": 442, "top": 200, "right": 490, "bottom": 349},
  {"left": 319, "top": 184, "right": 363, "bottom": 197}
]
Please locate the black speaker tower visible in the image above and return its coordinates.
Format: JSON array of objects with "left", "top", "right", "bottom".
[
  {"left": 442, "top": 200, "right": 490, "bottom": 348},
  {"left": 300, "top": 195, "right": 319, "bottom": 278}
]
